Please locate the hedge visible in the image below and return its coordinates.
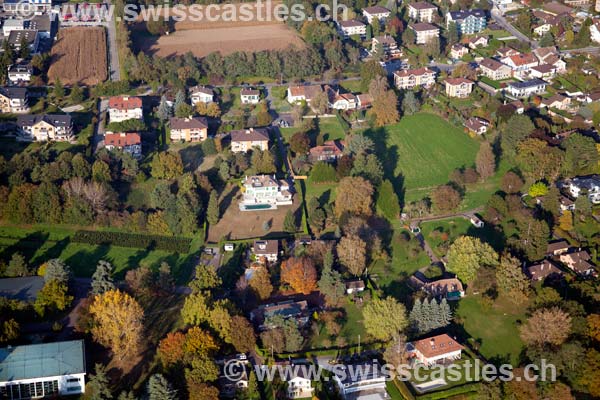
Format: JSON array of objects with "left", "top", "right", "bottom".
[{"left": 72, "top": 230, "right": 192, "bottom": 253}]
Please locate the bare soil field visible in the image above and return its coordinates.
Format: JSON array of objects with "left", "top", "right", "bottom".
[
  {"left": 207, "top": 184, "right": 301, "bottom": 242},
  {"left": 134, "top": 2, "right": 305, "bottom": 57},
  {"left": 48, "top": 27, "right": 108, "bottom": 86}
]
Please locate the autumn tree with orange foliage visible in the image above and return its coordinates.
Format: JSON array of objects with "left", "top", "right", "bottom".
[
  {"left": 89, "top": 290, "right": 144, "bottom": 360},
  {"left": 280, "top": 257, "right": 318, "bottom": 294}
]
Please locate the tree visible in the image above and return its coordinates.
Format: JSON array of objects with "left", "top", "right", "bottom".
[
  {"left": 147, "top": 374, "right": 177, "bottom": 400},
  {"left": 558, "top": 210, "right": 574, "bottom": 231},
  {"left": 318, "top": 254, "right": 345, "bottom": 306},
  {"left": 280, "top": 257, "right": 318, "bottom": 294},
  {"left": 431, "top": 185, "right": 462, "bottom": 213},
  {"left": 370, "top": 86, "right": 399, "bottom": 126},
  {"left": 283, "top": 210, "right": 297, "bottom": 233},
  {"left": 157, "top": 96, "right": 172, "bottom": 121},
  {"left": 447, "top": 236, "right": 498, "bottom": 283},
  {"left": 496, "top": 254, "right": 529, "bottom": 301},
  {"left": 528, "top": 182, "right": 548, "bottom": 198},
  {"left": 501, "top": 114, "right": 534, "bottom": 158},
  {"left": 157, "top": 331, "right": 186, "bottom": 367},
  {"left": 383, "top": 335, "right": 409, "bottom": 366},
  {"left": 376, "top": 179, "right": 400, "bottom": 220},
  {"left": 579, "top": 349, "right": 600, "bottom": 397},
  {"left": 517, "top": 139, "right": 563, "bottom": 182},
  {"left": 501, "top": 171, "right": 524, "bottom": 194},
  {"left": 335, "top": 176, "right": 374, "bottom": 217},
  {"left": 34, "top": 279, "right": 73, "bottom": 316},
  {"left": 563, "top": 134, "right": 599, "bottom": 176},
  {"left": 43, "top": 258, "right": 70, "bottom": 284},
  {"left": 151, "top": 152, "right": 184, "bottom": 180},
  {"left": 248, "top": 267, "right": 273, "bottom": 300},
  {"left": 146, "top": 16, "right": 169, "bottom": 36},
  {"left": 5, "top": 253, "right": 28, "bottom": 277},
  {"left": 70, "top": 83, "right": 84, "bottom": 104},
  {"left": 175, "top": 103, "right": 194, "bottom": 118},
  {"left": 337, "top": 234, "right": 367, "bottom": 276},
  {"left": 53, "top": 77, "right": 65, "bottom": 99},
  {"left": 520, "top": 307, "right": 571, "bottom": 347},
  {"left": 509, "top": 215, "right": 550, "bottom": 261},
  {"left": 90, "top": 290, "right": 144, "bottom": 360},
  {"left": 289, "top": 131, "right": 311, "bottom": 155},
  {"left": 409, "top": 298, "right": 452, "bottom": 334},
  {"left": 476, "top": 142, "right": 495, "bottom": 181},
  {"left": 363, "top": 297, "right": 408, "bottom": 342},
  {"left": 311, "top": 91, "right": 329, "bottom": 115},
  {"left": 360, "top": 60, "right": 386, "bottom": 92},
  {"left": 351, "top": 153, "right": 384, "bottom": 184},
  {"left": 86, "top": 363, "right": 113, "bottom": 400},
  {"left": 206, "top": 190, "right": 219, "bottom": 225},
  {"left": 588, "top": 314, "right": 600, "bottom": 342},
  {"left": 230, "top": 315, "right": 257, "bottom": 353},
  {"left": 401, "top": 91, "right": 420, "bottom": 115},
  {"left": 539, "top": 32, "right": 555, "bottom": 47}
]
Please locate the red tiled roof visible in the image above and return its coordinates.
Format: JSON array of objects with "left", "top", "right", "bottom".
[
  {"left": 413, "top": 334, "right": 464, "bottom": 358},
  {"left": 108, "top": 96, "right": 142, "bottom": 111},
  {"left": 105, "top": 132, "right": 141, "bottom": 146}
]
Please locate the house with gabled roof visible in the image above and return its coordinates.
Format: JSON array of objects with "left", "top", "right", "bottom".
[
  {"left": 450, "top": 43, "right": 469, "bottom": 59},
  {"left": 444, "top": 77, "right": 474, "bottom": 98},
  {"left": 407, "top": 1, "right": 438, "bottom": 23},
  {"left": 230, "top": 128, "right": 269, "bottom": 153},
  {"left": 189, "top": 86, "right": 214, "bottom": 105},
  {"left": 17, "top": 114, "right": 73, "bottom": 142},
  {"left": 496, "top": 47, "right": 521, "bottom": 58},
  {"left": 169, "top": 116, "right": 208, "bottom": 142},
  {"left": 309, "top": 140, "right": 345, "bottom": 163},
  {"left": 104, "top": 132, "right": 142, "bottom": 158},
  {"left": 0, "top": 86, "right": 29, "bottom": 113},
  {"left": 464, "top": 116, "right": 490, "bottom": 135},
  {"left": 252, "top": 239, "right": 280, "bottom": 262},
  {"left": 407, "top": 334, "right": 464, "bottom": 366},
  {"left": 547, "top": 240, "right": 570, "bottom": 256},
  {"left": 240, "top": 88, "right": 260, "bottom": 104},
  {"left": 287, "top": 85, "right": 323, "bottom": 104},
  {"left": 465, "top": 35, "right": 488, "bottom": 49},
  {"left": 527, "top": 259, "right": 564, "bottom": 282},
  {"left": 393, "top": 67, "right": 436, "bottom": 89},
  {"left": 108, "top": 96, "right": 143, "bottom": 122},
  {"left": 540, "top": 93, "right": 571, "bottom": 110},
  {"left": 530, "top": 64, "right": 558, "bottom": 80},
  {"left": 501, "top": 53, "right": 539, "bottom": 77},
  {"left": 479, "top": 58, "right": 511, "bottom": 81},
  {"left": 423, "top": 278, "right": 464, "bottom": 300},
  {"left": 362, "top": 5, "right": 391, "bottom": 24},
  {"left": 559, "top": 249, "right": 597, "bottom": 276},
  {"left": 325, "top": 86, "right": 357, "bottom": 110}
]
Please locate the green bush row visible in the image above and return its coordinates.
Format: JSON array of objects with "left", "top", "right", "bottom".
[{"left": 72, "top": 230, "right": 192, "bottom": 253}]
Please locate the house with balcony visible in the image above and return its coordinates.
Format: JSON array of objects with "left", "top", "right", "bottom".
[
  {"left": 8, "top": 63, "right": 32, "bottom": 84},
  {"left": 17, "top": 114, "right": 73, "bottom": 142},
  {"left": 393, "top": 67, "right": 436, "bottom": 89},
  {"left": 230, "top": 128, "right": 269, "bottom": 153},
  {"left": 332, "top": 362, "right": 388, "bottom": 399},
  {"left": 189, "top": 86, "right": 214, "bottom": 105},
  {"left": 446, "top": 9, "right": 487, "bottom": 35},
  {"left": 410, "top": 22, "right": 440, "bottom": 44},
  {"left": 372, "top": 35, "right": 403, "bottom": 59},
  {"left": 286, "top": 370, "right": 314, "bottom": 399},
  {"left": 563, "top": 175, "right": 600, "bottom": 204},
  {"left": 501, "top": 53, "right": 539, "bottom": 78},
  {"left": 337, "top": 19, "right": 367, "bottom": 38},
  {"left": 450, "top": 43, "right": 469, "bottom": 59},
  {"left": 108, "top": 96, "right": 143, "bottom": 122},
  {"left": 169, "top": 116, "right": 208, "bottom": 142},
  {"left": 407, "top": 334, "right": 463, "bottom": 366},
  {"left": 104, "top": 132, "right": 142, "bottom": 159},
  {"left": 0, "top": 86, "right": 29, "bottom": 113},
  {"left": 479, "top": 58, "right": 512, "bottom": 80},
  {"left": 240, "top": 175, "right": 293, "bottom": 211},
  {"left": 506, "top": 79, "right": 547, "bottom": 98},
  {"left": 362, "top": 5, "right": 390, "bottom": 24},
  {"left": 240, "top": 88, "right": 260, "bottom": 104},
  {"left": 309, "top": 140, "right": 345, "bottom": 163},
  {"left": 444, "top": 77, "right": 474, "bottom": 98},
  {"left": 407, "top": 1, "right": 438, "bottom": 23}
]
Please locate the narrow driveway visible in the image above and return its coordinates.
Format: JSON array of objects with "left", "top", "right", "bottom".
[{"left": 490, "top": 8, "right": 537, "bottom": 48}]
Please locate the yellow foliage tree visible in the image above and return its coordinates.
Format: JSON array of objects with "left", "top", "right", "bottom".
[
  {"left": 559, "top": 210, "right": 574, "bottom": 232},
  {"left": 89, "top": 290, "right": 144, "bottom": 360}
]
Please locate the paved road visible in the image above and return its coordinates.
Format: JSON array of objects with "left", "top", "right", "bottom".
[
  {"left": 429, "top": 61, "right": 465, "bottom": 72},
  {"left": 93, "top": 97, "right": 108, "bottom": 153},
  {"left": 491, "top": 8, "right": 537, "bottom": 49},
  {"left": 560, "top": 46, "right": 600, "bottom": 55}
]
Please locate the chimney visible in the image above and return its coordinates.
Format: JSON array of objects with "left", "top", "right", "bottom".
[{"left": 430, "top": 338, "right": 435, "bottom": 346}]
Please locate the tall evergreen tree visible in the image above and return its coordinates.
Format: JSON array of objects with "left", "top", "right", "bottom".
[
  {"left": 283, "top": 209, "right": 296, "bottom": 233},
  {"left": 147, "top": 374, "right": 177, "bottom": 400},
  {"left": 91, "top": 260, "right": 116, "bottom": 296},
  {"left": 409, "top": 298, "right": 423, "bottom": 333},
  {"left": 157, "top": 95, "right": 172, "bottom": 121},
  {"left": 87, "top": 363, "right": 113, "bottom": 400},
  {"left": 206, "top": 190, "right": 219, "bottom": 225}
]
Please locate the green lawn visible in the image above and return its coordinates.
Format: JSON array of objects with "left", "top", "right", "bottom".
[
  {"left": 280, "top": 117, "right": 346, "bottom": 143},
  {"left": 0, "top": 225, "right": 201, "bottom": 282},
  {"left": 310, "top": 300, "right": 367, "bottom": 348},
  {"left": 366, "top": 113, "right": 480, "bottom": 203},
  {"left": 455, "top": 295, "right": 526, "bottom": 365},
  {"left": 269, "top": 86, "right": 291, "bottom": 113}
]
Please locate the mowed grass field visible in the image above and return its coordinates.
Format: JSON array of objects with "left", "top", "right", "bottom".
[{"left": 368, "top": 113, "right": 480, "bottom": 201}]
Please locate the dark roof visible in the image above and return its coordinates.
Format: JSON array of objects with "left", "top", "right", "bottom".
[
  {"left": 508, "top": 79, "right": 547, "bottom": 89},
  {"left": 17, "top": 114, "right": 72, "bottom": 128},
  {"left": 448, "top": 9, "right": 486, "bottom": 21},
  {"left": 547, "top": 240, "right": 570, "bottom": 253},
  {"left": 410, "top": 22, "right": 439, "bottom": 32},
  {"left": 363, "top": 5, "right": 390, "bottom": 14},
  {"left": 527, "top": 260, "right": 563, "bottom": 280},
  {"left": 409, "top": 1, "right": 437, "bottom": 10},
  {"left": 28, "top": 15, "right": 52, "bottom": 32},
  {"left": 169, "top": 116, "right": 208, "bottom": 130},
  {"left": 0, "top": 340, "right": 85, "bottom": 382},
  {"left": 231, "top": 128, "right": 269, "bottom": 142},
  {"left": 7, "top": 30, "right": 38, "bottom": 46},
  {"left": 479, "top": 58, "right": 507, "bottom": 71},
  {"left": 0, "top": 86, "right": 27, "bottom": 100},
  {"left": 338, "top": 19, "right": 366, "bottom": 28},
  {"left": 253, "top": 239, "right": 278, "bottom": 255},
  {"left": 0, "top": 276, "right": 44, "bottom": 302}
]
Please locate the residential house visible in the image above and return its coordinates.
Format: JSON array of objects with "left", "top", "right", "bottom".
[
  {"left": 345, "top": 279, "right": 366, "bottom": 294},
  {"left": 108, "top": 96, "right": 143, "bottom": 122},
  {"left": 533, "top": 46, "right": 559, "bottom": 63},
  {"left": 466, "top": 35, "right": 488, "bottom": 49},
  {"left": 533, "top": 23, "right": 552, "bottom": 36},
  {"left": 547, "top": 240, "right": 570, "bottom": 256},
  {"left": 372, "top": 35, "right": 402, "bottom": 59},
  {"left": 189, "top": 86, "right": 214, "bottom": 105},
  {"left": 286, "top": 370, "right": 314, "bottom": 399},
  {"left": 393, "top": 67, "right": 436, "bottom": 89},
  {"left": 219, "top": 369, "right": 249, "bottom": 398},
  {"left": 8, "top": 30, "right": 39, "bottom": 53},
  {"left": 410, "top": 22, "right": 440, "bottom": 44},
  {"left": 407, "top": 1, "right": 438, "bottom": 23},
  {"left": 508, "top": 100, "right": 525, "bottom": 114},
  {"left": 287, "top": 85, "right": 323, "bottom": 104},
  {"left": 592, "top": 19, "right": 600, "bottom": 43},
  {"left": 230, "top": 128, "right": 269, "bottom": 153},
  {"left": 544, "top": 55, "right": 566, "bottom": 74},
  {"left": 479, "top": 58, "right": 512, "bottom": 80},
  {"left": 17, "top": 114, "right": 73, "bottom": 142},
  {"left": 407, "top": 334, "right": 464, "bottom": 366},
  {"left": 325, "top": 86, "right": 357, "bottom": 110},
  {"left": 542, "top": 1, "right": 573, "bottom": 16},
  {"left": 309, "top": 140, "right": 345, "bottom": 163},
  {"left": 104, "top": 132, "right": 142, "bottom": 158},
  {"left": 28, "top": 14, "right": 53, "bottom": 39},
  {"left": 0, "top": 340, "right": 86, "bottom": 399},
  {"left": 357, "top": 93, "right": 373, "bottom": 109},
  {"left": 240, "top": 175, "right": 293, "bottom": 211},
  {"left": 0, "top": 86, "right": 29, "bottom": 113},
  {"left": 444, "top": 77, "right": 474, "bottom": 98},
  {"left": 560, "top": 195, "right": 575, "bottom": 212},
  {"left": 563, "top": 175, "right": 600, "bottom": 204},
  {"left": 501, "top": 53, "right": 539, "bottom": 77},
  {"left": 464, "top": 116, "right": 490, "bottom": 135},
  {"left": 446, "top": 9, "right": 487, "bottom": 35},
  {"left": 362, "top": 6, "right": 391, "bottom": 24},
  {"left": 337, "top": 19, "right": 367, "bottom": 38},
  {"left": 450, "top": 43, "right": 469, "bottom": 59},
  {"left": 496, "top": 47, "right": 521, "bottom": 58},
  {"left": 251, "top": 300, "right": 309, "bottom": 329},
  {"left": 506, "top": 79, "right": 547, "bottom": 98},
  {"left": 240, "top": 88, "right": 260, "bottom": 104},
  {"left": 530, "top": 64, "right": 558, "bottom": 80},
  {"left": 169, "top": 116, "right": 209, "bottom": 142},
  {"left": 8, "top": 63, "right": 32, "bottom": 84},
  {"left": 423, "top": 278, "right": 464, "bottom": 300},
  {"left": 2, "top": 18, "right": 24, "bottom": 36},
  {"left": 332, "top": 362, "right": 387, "bottom": 399},
  {"left": 527, "top": 260, "right": 564, "bottom": 282},
  {"left": 559, "top": 250, "right": 597, "bottom": 276},
  {"left": 252, "top": 239, "right": 280, "bottom": 263},
  {"left": 540, "top": 93, "right": 571, "bottom": 110},
  {"left": 0, "top": 276, "right": 44, "bottom": 301}
]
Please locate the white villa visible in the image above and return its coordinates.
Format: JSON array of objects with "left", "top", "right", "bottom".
[
  {"left": 564, "top": 175, "right": 600, "bottom": 204},
  {"left": 240, "top": 175, "right": 293, "bottom": 211},
  {"left": 407, "top": 334, "right": 463, "bottom": 366}
]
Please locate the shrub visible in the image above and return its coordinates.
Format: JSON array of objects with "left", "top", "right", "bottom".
[{"left": 72, "top": 230, "right": 191, "bottom": 253}]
